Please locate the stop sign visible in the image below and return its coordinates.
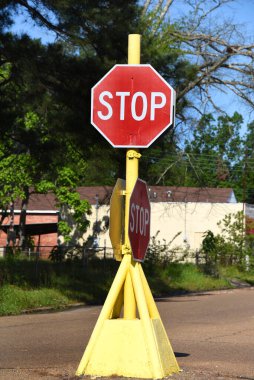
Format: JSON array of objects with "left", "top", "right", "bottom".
[
  {"left": 91, "top": 65, "right": 175, "bottom": 148},
  {"left": 128, "top": 179, "right": 151, "bottom": 262}
]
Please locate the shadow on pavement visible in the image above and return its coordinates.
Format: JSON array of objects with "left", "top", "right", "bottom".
[{"left": 175, "top": 352, "right": 190, "bottom": 358}]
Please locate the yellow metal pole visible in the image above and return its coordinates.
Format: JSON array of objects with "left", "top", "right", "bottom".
[
  {"left": 123, "top": 34, "right": 141, "bottom": 320},
  {"left": 77, "top": 33, "right": 180, "bottom": 378},
  {"left": 139, "top": 264, "right": 160, "bottom": 319},
  {"left": 128, "top": 34, "right": 141, "bottom": 64},
  {"left": 130, "top": 262, "right": 164, "bottom": 378},
  {"left": 76, "top": 254, "right": 130, "bottom": 376}
]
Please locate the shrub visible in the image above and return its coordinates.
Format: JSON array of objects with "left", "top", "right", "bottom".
[
  {"left": 201, "top": 211, "right": 254, "bottom": 269},
  {"left": 145, "top": 231, "right": 187, "bottom": 269}
]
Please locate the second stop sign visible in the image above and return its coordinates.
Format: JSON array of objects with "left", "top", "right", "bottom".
[
  {"left": 128, "top": 179, "right": 151, "bottom": 262},
  {"left": 91, "top": 64, "right": 175, "bottom": 148}
]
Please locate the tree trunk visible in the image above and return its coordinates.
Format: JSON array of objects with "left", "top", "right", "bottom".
[{"left": 19, "top": 187, "right": 29, "bottom": 249}]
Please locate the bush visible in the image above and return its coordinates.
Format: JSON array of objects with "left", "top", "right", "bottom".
[
  {"left": 201, "top": 212, "right": 254, "bottom": 269},
  {"left": 145, "top": 231, "right": 187, "bottom": 269}
]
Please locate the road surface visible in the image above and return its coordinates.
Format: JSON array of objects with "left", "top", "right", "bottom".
[{"left": 0, "top": 288, "right": 254, "bottom": 379}]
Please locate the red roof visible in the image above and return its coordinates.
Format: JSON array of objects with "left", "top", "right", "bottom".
[
  {"left": 10, "top": 186, "right": 236, "bottom": 211},
  {"left": 14, "top": 193, "right": 58, "bottom": 211},
  {"left": 78, "top": 186, "right": 236, "bottom": 204},
  {"left": 147, "top": 186, "right": 236, "bottom": 203},
  {"left": 77, "top": 186, "right": 113, "bottom": 205}
]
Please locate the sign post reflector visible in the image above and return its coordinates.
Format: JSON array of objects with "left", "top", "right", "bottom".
[{"left": 109, "top": 178, "right": 125, "bottom": 261}]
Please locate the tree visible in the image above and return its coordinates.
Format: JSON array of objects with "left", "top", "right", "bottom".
[
  {"left": 202, "top": 211, "right": 251, "bottom": 267},
  {"left": 242, "top": 121, "right": 254, "bottom": 203},
  {"left": 184, "top": 112, "right": 244, "bottom": 192},
  {"left": 141, "top": 0, "right": 254, "bottom": 118},
  {"left": 146, "top": 112, "right": 246, "bottom": 192},
  {"left": 1, "top": 0, "right": 254, "bottom": 210},
  {"left": 0, "top": 1, "right": 141, "bottom": 183},
  {"left": 140, "top": 0, "right": 254, "bottom": 191},
  {"left": 4, "top": 1, "right": 254, "bottom": 121},
  {"left": 0, "top": 1, "right": 142, "bottom": 244}
]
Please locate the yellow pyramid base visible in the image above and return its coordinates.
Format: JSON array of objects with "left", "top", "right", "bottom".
[
  {"left": 76, "top": 255, "right": 180, "bottom": 379},
  {"left": 84, "top": 318, "right": 178, "bottom": 378}
]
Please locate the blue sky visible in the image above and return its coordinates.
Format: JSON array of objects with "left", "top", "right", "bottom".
[
  {"left": 229, "top": 0, "right": 254, "bottom": 38},
  {"left": 10, "top": 1, "right": 254, "bottom": 132},
  {"left": 169, "top": 0, "right": 254, "bottom": 131},
  {"left": 215, "top": 0, "right": 254, "bottom": 127}
]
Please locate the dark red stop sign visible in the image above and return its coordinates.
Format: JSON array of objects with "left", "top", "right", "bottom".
[
  {"left": 91, "top": 65, "right": 175, "bottom": 148},
  {"left": 128, "top": 179, "right": 151, "bottom": 262}
]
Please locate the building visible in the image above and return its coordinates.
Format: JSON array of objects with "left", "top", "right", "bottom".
[
  {"left": 80, "top": 186, "right": 242, "bottom": 254},
  {"left": 0, "top": 186, "right": 244, "bottom": 258},
  {"left": 0, "top": 193, "right": 58, "bottom": 258}
]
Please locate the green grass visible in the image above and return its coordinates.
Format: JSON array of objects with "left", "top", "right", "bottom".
[
  {"left": 219, "top": 266, "right": 254, "bottom": 285},
  {"left": 145, "top": 263, "right": 230, "bottom": 295},
  {"left": 163, "top": 263, "right": 230, "bottom": 292},
  {"left": 0, "top": 258, "right": 253, "bottom": 316},
  {"left": 0, "top": 257, "right": 118, "bottom": 315},
  {"left": 0, "top": 285, "right": 70, "bottom": 315}
]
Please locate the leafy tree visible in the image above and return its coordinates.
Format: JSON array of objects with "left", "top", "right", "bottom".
[
  {"left": 183, "top": 112, "right": 244, "bottom": 194},
  {"left": 0, "top": 1, "right": 141, "bottom": 185},
  {"left": 1, "top": 0, "right": 254, "bottom": 246},
  {"left": 141, "top": 0, "right": 254, "bottom": 116},
  {"left": 242, "top": 121, "right": 254, "bottom": 203},
  {"left": 140, "top": 0, "right": 254, "bottom": 186},
  {"left": 202, "top": 211, "right": 253, "bottom": 268},
  {"left": 148, "top": 112, "right": 248, "bottom": 195},
  {"left": 0, "top": 1, "right": 145, "bottom": 245},
  {"left": 36, "top": 168, "right": 91, "bottom": 243},
  {"left": 5, "top": 0, "right": 254, "bottom": 124}
]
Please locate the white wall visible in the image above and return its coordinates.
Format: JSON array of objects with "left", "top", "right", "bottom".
[
  {"left": 80, "top": 202, "right": 243, "bottom": 252},
  {"left": 150, "top": 202, "right": 243, "bottom": 251}
]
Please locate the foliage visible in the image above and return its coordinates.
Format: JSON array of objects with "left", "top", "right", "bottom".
[
  {"left": 36, "top": 168, "right": 91, "bottom": 241},
  {"left": 219, "top": 266, "right": 254, "bottom": 286},
  {"left": 0, "top": 0, "right": 254, "bottom": 241},
  {"left": 1, "top": 0, "right": 253, "bottom": 189},
  {"left": 163, "top": 263, "right": 229, "bottom": 293},
  {"left": 140, "top": 112, "right": 254, "bottom": 202},
  {"left": 184, "top": 113, "right": 244, "bottom": 196},
  {"left": 0, "top": 1, "right": 141, "bottom": 233},
  {"left": 0, "top": 285, "right": 70, "bottom": 315},
  {"left": 0, "top": 148, "right": 35, "bottom": 210},
  {"left": 145, "top": 230, "right": 186, "bottom": 268},
  {"left": 243, "top": 121, "right": 254, "bottom": 203},
  {"left": 0, "top": 256, "right": 242, "bottom": 315},
  {"left": 201, "top": 212, "right": 253, "bottom": 268},
  {"left": 142, "top": 0, "right": 254, "bottom": 113}
]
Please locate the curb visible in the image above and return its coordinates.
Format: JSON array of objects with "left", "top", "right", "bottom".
[
  {"left": 21, "top": 302, "right": 85, "bottom": 315},
  {"left": 19, "top": 285, "right": 254, "bottom": 315}
]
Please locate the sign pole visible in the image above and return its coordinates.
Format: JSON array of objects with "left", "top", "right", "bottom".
[
  {"left": 123, "top": 34, "right": 142, "bottom": 319},
  {"left": 125, "top": 34, "right": 141, "bottom": 246},
  {"left": 76, "top": 34, "right": 180, "bottom": 379}
]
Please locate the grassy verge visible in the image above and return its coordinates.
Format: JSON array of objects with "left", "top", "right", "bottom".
[
  {"left": 145, "top": 263, "right": 230, "bottom": 296},
  {"left": 219, "top": 265, "right": 254, "bottom": 285},
  {"left": 164, "top": 263, "right": 230, "bottom": 292},
  {"left": 0, "top": 257, "right": 118, "bottom": 315},
  {"left": 0, "top": 258, "right": 253, "bottom": 316},
  {"left": 0, "top": 285, "right": 70, "bottom": 315}
]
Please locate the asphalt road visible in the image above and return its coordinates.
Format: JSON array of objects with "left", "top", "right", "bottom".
[{"left": 0, "top": 288, "right": 254, "bottom": 380}]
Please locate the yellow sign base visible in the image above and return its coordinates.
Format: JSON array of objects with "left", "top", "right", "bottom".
[{"left": 76, "top": 255, "right": 180, "bottom": 378}]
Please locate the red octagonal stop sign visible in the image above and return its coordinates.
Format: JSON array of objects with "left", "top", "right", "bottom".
[
  {"left": 91, "top": 65, "right": 175, "bottom": 148},
  {"left": 128, "top": 179, "right": 151, "bottom": 262}
]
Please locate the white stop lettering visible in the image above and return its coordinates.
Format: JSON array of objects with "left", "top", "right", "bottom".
[{"left": 129, "top": 203, "right": 150, "bottom": 236}]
